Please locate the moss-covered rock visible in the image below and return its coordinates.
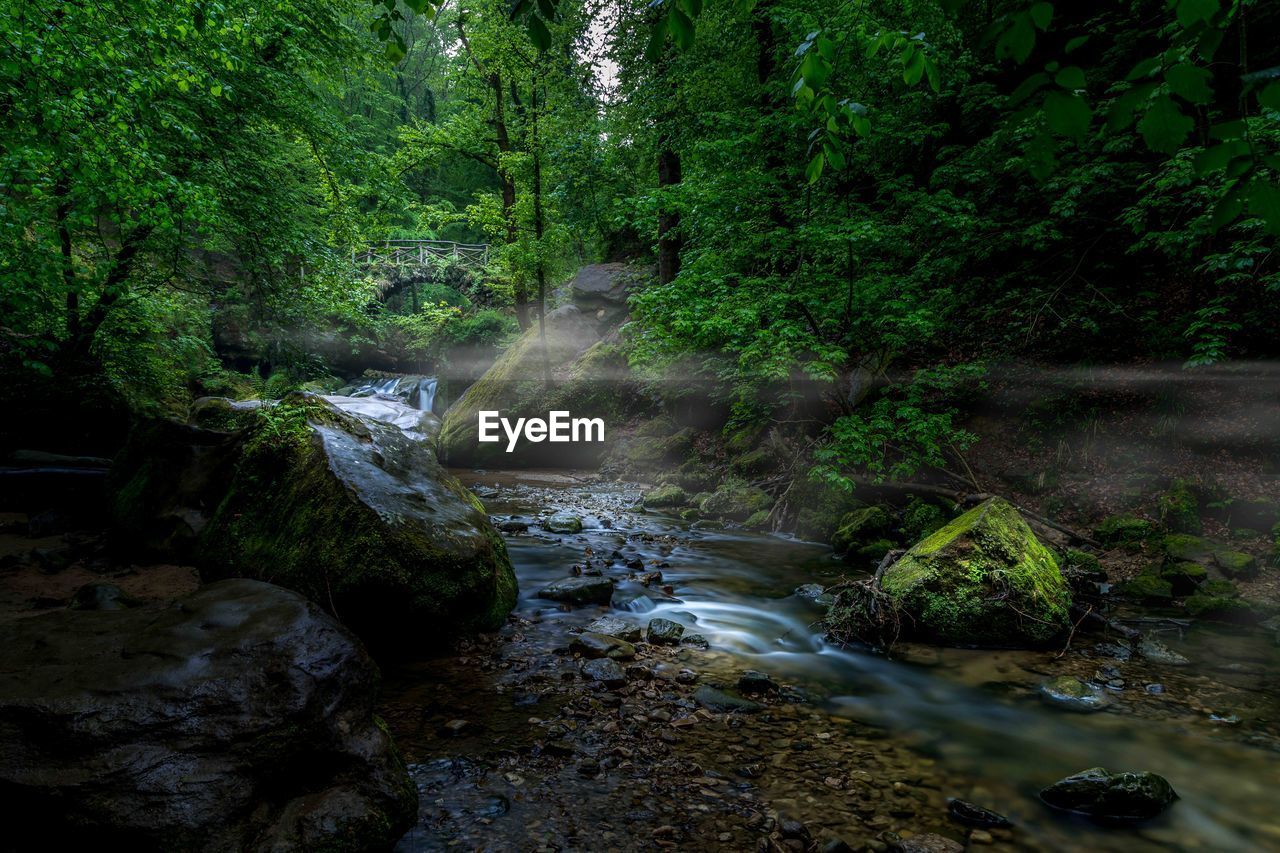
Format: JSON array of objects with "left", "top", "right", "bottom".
[
  {"left": 831, "top": 506, "right": 893, "bottom": 554},
  {"left": 1157, "top": 479, "right": 1201, "bottom": 534},
  {"left": 1160, "top": 561, "right": 1207, "bottom": 595},
  {"left": 1116, "top": 570, "right": 1174, "bottom": 603},
  {"left": 730, "top": 447, "right": 777, "bottom": 477},
  {"left": 743, "top": 509, "right": 772, "bottom": 529},
  {"left": 854, "top": 538, "right": 896, "bottom": 562},
  {"left": 874, "top": 498, "right": 1071, "bottom": 646},
  {"left": 1213, "top": 549, "right": 1259, "bottom": 580},
  {"left": 188, "top": 396, "right": 268, "bottom": 431},
  {"left": 1162, "top": 533, "right": 1213, "bottom": 563},
  {"left": 1095, "top": 515, "right": 1156, "bottom": 547},
  {"left": 438, "top": 307, "right": 639, "bottom": 467},
  {"left": 1063, "top": 549, "right": 1103, "bottom": 575},
  {"left": 642, "top": 484, "right": 689, "bottom": 508},
  {"left": 901, "top": 497, "right": 948, "bottom": 545},
  {"left": 1185, "top": 594, "right": 1259, "bottom": 622},
  {"left": 661, "top": 459, "right": 718, "bottom": 493},
  {"left": 113, "top": 395, "right": 518, "bottom": 650},
  {"left": 700, "top": 480, "right": 773, "bottom": 522}
]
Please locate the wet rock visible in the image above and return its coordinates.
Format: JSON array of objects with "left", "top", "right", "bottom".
[
  {"left": 1137, "top": 635, "right": 1190, "bottom": 666},
  {"left": 737, "top": 670, "right": 778, "bottom": 694},
  {"left": 1094, "top": 515, "right": 1156, "bottom": 546},
  {"left": 0, "top": 579, "right": 416, "bottom": 850},
  {"left": 439, "top": 719, "right": 471, "bottom": 736},
  {"left": 692, "top": 685, "right": 762, "bottom": 713},
  {"left": 112, "top": 397, "right": 517, "bottom": 648},
  {"left": 582, "top": 658, "right": 627, "bottom": 688},
  {"left": 1040, "top": 675, "right": 1110, "bottom": 712},
  {"left": 497, "top": 519, "right": 530, "bottom": 533},
  {"left": 675, "top": 668, "right": 699, "bottom": 685},
  {"left": 570, "top": 631, "right": 636, "bottom": 660},
  {"left": 585, "top": 615, "right": 642, "bottom": 642},
  {"left": 538, "top": 576, "right": 614, "bottom": 605},
  {"left": 1146, "top": 683, "right": 1165, "bottom": 694},
  {"left": 779, "top": 816, "right": 811, "bottom": 842},
  {"left": 1091, "top": 642, "right": 1132, "bottom": 661},
  {"left": 545, "top": 512, "right": 585, "bottom": 534},
  {"left": 898, "top": 832, "right": 964, "bottom": 853},
  {"left": 646, "top": 617, "right": 685, "bottom": 644},
  {"left": 68, "top": 582, "right": 137, "bottom": 611},
  {"left": 1213, "top": 549, "right": 1259, "bottom": 580},
  {"left": 870, "top": 498, "right": 1071, "bottom": 646},
  {"left": 819, "top": 839, "right": 855, "bottom": 853},
  {"left": 1161, "top": 533, "right": 1213, "bottom": 564},
  {"left": 681, "top": 633, "right": 710, "bottom": 649},
  {"left": 642, "top": 484, "right": 688, "bottom": 508},
  {"left": 947, "top": 799, "right": 1012, "bottom": 828},
  {"left": 1040, "top": 767, "right": 1177, "bottom": 821},
  {"left": 700, "top": 481, "right": 773, "bottom": 523},
  {"left": 1160, "top": 561, "right": 1207, "bottom": 595}
]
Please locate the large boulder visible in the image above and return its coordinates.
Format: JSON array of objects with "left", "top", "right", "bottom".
[
  {"left": 438, "top": 305, "right": 648, "bottom": 468},
  {"left": 568, "top": 262, "right": 642, "bottom": 324},
  {"left": 0, "top": 579, "right": 416, "bottom": 851},
  {"left": 876, "top": 497, "right": 1070, "bottom": 646},
  {"left": 111, "top": 394, "right": 517, "bottom": 648}
]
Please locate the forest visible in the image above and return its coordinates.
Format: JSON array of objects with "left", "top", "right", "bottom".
[{"left": 1, "top": 0, "right": 1278, "bottom": 850}]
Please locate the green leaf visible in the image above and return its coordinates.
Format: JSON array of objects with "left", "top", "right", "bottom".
[
  {"left": 527, "top": 14, "right": 551, "bottom": 51},
  {"left": 734, "top": 0, "right": 758, "bottom": 14},
  {"left": 1165, "top": 63, "right": 1212, "bottom": 104},
  {"left": 923, "top": 55, "right": 941, "bottom": 93},
  {"left": 384, "top": 39, "right": 406, "bottom": 63},
  {"left": 802, "top": 52, "right": 831, "bottom": 89},
  {"left": 1010, "top": 71, "right": 1049, "bottom": 104},
  {"left": 824, "top": 138, "right": 846, "bottom": 170},
  {"left": 996, "top": 16, "right": 1035, "bottom": 64},
  {"left": 645, "top": 16, "right": 668, "bottom": 61},
  {"left": 1029, "top": 2, "right": 1053, "bottom": 30},
  {"left": 1248, "top": 179, "right": 1280, "bottom": 235},
  {"left": 903, "top": 49, "right": 926, "bottom": 86},
  {"left": 1054, "top": 65, "right": 1085, "bottom": 90},
  {"left": 1044, "top": 89, "right": 1091, "bottom": 139},
  {"left": 1209, "top": 180, "right": 1246, "bottom": 230},
  {"left": 1138, "top": 95, "right": 1193, "bottom": 154},
  {"left": 1193, "top": 140, "right": 1247, "bottom": 175},
  {"left": 1126, "top": 56, "right": 1162, "bottom": 81},
  {"left": 806, "top": 151, "right": 825, "bottom": 183},
  {"left": 404, "top": 0, "right": 430, "bottom": 13},
  {"left": 1176, "top": 0, "right": 1217, "bottom": 28},
  {"left": 1065, "top": 35, "right": 1089, "bottom": 53},
  {"left": 668, "top": 8, "right": 694, "bottom": 50}
]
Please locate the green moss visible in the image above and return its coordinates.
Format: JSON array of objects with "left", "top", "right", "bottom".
[
  {"left": 902, "top": 497, "right": 948, "bottom": 544},
  {"left": 1064, "top": 549, "right": 1102, "bottom": 575},
  {"left": 1213, "top": 550, "right": 1259, "bottom": 580},
  {"left": 1157, "top": 479, "right": 1201, "bottom": 534},
  {"left": 1185, "top": 594, "right": 1258, "bottom": 622},
  {"left": 875, "top": 497, "right": 1070, "bottom": 646},
  {"left": 855, "top": 538, "right": 896, "bottom": 562},
  {"left": 1094, "top": 515, "right": 1156, "bottom": 547},
  {"left": 1117, "top": 572, "right": 1174, "bottom": 602},
  {"left": 642, "top": 484, "right": 689, "bottom": 508},
  {"left": 1162, "top": 533, "right": 1212, "bottom": 563},
  {"left": 701, "top": 479, "right": 773, "bottom": 522},
  {"left": 1160, "top": 561, "right": 1207, "bottom": 595},
  {"left": 831, "top": 505, "right": 893, "bottom": 554},
  {"left": 731, "top": 447, "right": 777, "bottom": 477},
  {"left": 743, "top": 509, "right": 771, "bottom": 528}
]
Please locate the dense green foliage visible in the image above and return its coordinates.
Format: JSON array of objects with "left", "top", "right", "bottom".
[{"left": 2, "top": 0, "right": 1276, "bottom": 481}]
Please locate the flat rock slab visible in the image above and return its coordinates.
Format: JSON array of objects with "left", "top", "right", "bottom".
[
  {"left": 538, "top": 576, "right": 614, "bottom": 605},
  {"left": 581, "top": 658, "right": 626, "bottom": 687},
  {"left": 570, "top": 631, "right": 636, "bottom": 660},
  {"left": 585, "top": 615, "right": 641, "bottom": 642},
  {"left": 0, "top": 579, "right": 416, "bottom": 851},
  {"left": 693, "top": 685, "right": 762, "bottom": 714}
]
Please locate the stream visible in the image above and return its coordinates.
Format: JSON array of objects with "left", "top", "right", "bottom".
[{"left": 383, "top": 473, "right": 1280, "bottom": 852}]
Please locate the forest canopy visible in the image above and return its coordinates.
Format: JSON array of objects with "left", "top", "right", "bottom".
[{"left": 1, "top": 0, "right": 1276, "bottom": 476}]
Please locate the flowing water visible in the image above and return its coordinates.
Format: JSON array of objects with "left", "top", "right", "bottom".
[
  {"left": 350, "top": 375, "right": 439, "bottom": 413},
  {"left": 385, "top": 473, "right": 1280, "bottom": 852}
]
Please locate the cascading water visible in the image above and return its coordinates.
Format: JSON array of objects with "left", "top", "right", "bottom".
[{"left": 349, "top": 375, "right": 438, "bottom": 414}]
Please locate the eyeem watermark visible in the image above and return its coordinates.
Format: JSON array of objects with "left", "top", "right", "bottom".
[{"left": 478, "top": 410, "right": 605, "bottom": 453}]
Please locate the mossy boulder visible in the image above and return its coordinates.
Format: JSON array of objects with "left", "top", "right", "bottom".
[
  {"left": 730, "top": 447, "right": 777, "bottom": 477},
  {"left": 116, "top": 395, "right": 518, "bottom": 649},
  {"left": 1095, "top": 515, "right": 1156, "bottom": 547},
  {"left": 642, "top": 484, "right": 689, "bottom": 508},
  {"left": 1160, "top": 561, "right": 1207, "bottom": 595},
  {"left": 1162, "top": 533, "right": 1213, "bottom": 564},
  {"left": 438, "top": 306, "right": 628, "bottom": 467},
  {"left": 1040, "top": 767, "right": 1177, "bottom": 821},
  {"left": 1213, "top": 549, "right": 1259, "bottom": 580},
  {"left": 875, "top": 498, "right": 1070, "bottom": 646},
  {"left": 742, "top": 508, "right": 772, "bottom": 529},
  {"left": 700, "top": 480, "right": 773, "bottom": 522},
  {"left": 188, "top": 396, "right": 268, "bottom": 431},
  {"left": 1157, "top": 479, "right": 1201, "bottom": 534},
  {"left": 831, "top": 506, "right": 893, "bottom": 554},
  {"left": 1117, "top": 570, "right": 1174, "bottom": 603}
]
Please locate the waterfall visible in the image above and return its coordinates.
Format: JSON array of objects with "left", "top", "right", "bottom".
[{"left": 348, "top": 375, "right": 437, "bottom": 414}]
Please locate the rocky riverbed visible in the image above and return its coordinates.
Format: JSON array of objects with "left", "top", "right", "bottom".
[{"left": 380, "top": 472, "right": 1280, "bottom": 852}]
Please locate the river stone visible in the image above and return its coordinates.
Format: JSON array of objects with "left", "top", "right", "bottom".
[
  {"left": 947, "top": 799, "right": 1012, "bottom": 828},
  {"left": 646, "top": 617, "right": 685, "bottom": 644},
  {"left": 538, "top": 575, "right": 614, "bottom": 605},
  {"left": 585, "top": 615, "right": 642, "bottom": 642},
  {"left": 1040, "top": 767, "right": 1178, "bottom": 821},
  {"left": 642, "top": 484, "right": 688, "bottom": 508},
  {"left": 111, "top": 395, "right": 517, "bottom": 649},
  {"left": 0, "top": 579, "right": 416, "bottom": 850},
  {"left": 570, "top": 631, "right": 636, "bottom": 660},
  {"left": 692, "top": 685, "right": 763, "bottom": 714},
  {"left": 1137, "top": 634, "right": 1190, "bottom": 666},
  {"left": 875, "top": 497, "right": 1071, "bottom": 646},
  {"left": 581, "top": 657, "right": 627, "bottom": 688},
  {"left": 1039, "top": 675, "right": 1110, "bottom": 712},
  {"left": 897, "top": 832, "right": 964, "bottom": 853},
  {"left": 545, "top": 512, "right": 584, "bottom": 533},
  {"left": 737, "top": 670, "right": 778, "bottom": 693},
  {"left": 69, "top": 581, "right": 138, "bottom": 611}
]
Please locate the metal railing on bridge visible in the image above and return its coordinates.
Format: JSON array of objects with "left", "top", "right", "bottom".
[{"left": 353, "top": 239, "right": 490, "bottom": 269}]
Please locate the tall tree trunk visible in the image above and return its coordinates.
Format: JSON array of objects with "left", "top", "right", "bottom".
[
  {"left": 60, "top": 224, "right": 154, "bottom": 365},
  {"left": 656, "top": 145, "right": 681, "bottom": 285},
  {"left": 492, "top": 71, "right": 530, "bottom": 331},
  {"left": 54, "top": 176, "right": 79, "bottom": 341},
  {"left": 531, "top": 76, "right": 551, "bottom": 386}
]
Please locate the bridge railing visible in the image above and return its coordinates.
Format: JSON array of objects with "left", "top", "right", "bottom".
[{"left": 353, "top": 239, "right": 490, "bottom": 269}]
